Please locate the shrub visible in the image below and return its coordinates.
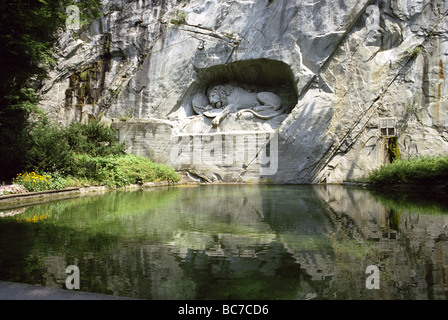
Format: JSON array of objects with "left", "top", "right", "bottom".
[
  {"left": 46, "top": 172, "right": 69, "bottom": 190},
  {"left": 116, "top": 154, "right": 181, "bottom": 184},
  {"left": 21, "top": 119, "right": 126, "bottom": 177},
  {"left": 24, "top": 119, "right": 72, "bottom": 174},
  {"left": 64, "top": 120, "right": 125, "bottom": 157},
  {"left": 366, "top": 156, "right": 448, "bottom": 185},
  {"left": 71, "top": 153, "right": 180, "bottom": 188},
  {"left": 15, "top": 118, "right": 180, "bottom": 190}
]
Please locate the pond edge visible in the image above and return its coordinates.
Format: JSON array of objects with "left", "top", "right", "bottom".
[
  {"left": 0, "top": 181, "right": 176, "bottom": 210},
  {"left": 2, "top": 179, "right": 447, "bottom": 211}
]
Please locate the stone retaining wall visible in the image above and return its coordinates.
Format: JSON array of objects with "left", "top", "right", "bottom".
[{"left": 0, "top": 182, "right": 175, "bottom": 210}]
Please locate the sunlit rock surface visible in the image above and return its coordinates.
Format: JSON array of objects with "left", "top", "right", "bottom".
[{"left": 39, "top": 0, "right": 448, "bottom": 183}]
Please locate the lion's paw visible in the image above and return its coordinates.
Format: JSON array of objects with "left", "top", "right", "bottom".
[{"left": 212, "top": 117, "right": 220, "bottom": 127}]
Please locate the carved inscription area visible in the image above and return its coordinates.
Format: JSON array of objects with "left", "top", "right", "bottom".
[
  {"left": 196, "top": 44, "right": 285, "bottom": 58},
  {"left": 170, "top": 131, "right": 278, "bottom": 175}
]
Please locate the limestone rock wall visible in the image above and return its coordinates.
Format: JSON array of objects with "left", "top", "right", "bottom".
[{"left": 39, "top": 0, "right": 448, "bottom": 183}]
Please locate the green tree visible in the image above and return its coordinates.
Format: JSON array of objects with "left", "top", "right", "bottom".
[{"left": 0, "top": 0, "right": 103, "bottom": 182}]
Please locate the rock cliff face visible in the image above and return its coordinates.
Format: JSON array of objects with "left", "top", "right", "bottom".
[{"left": 39, "top": 0, "right": 448, "bottom": 183}]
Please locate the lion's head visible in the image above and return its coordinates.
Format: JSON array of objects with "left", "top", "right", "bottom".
[{"left": 207, "top": 84, "right": 235, "bottom": 109}]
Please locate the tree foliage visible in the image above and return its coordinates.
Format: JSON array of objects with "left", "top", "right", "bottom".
[
  {"left": 0, "top": 0, "right": 103, "bottom": 181},
  {"left": 23, "top": 119, "right": 125, "bottom": 175},
  {"left": 23, "top": 118, "right": 72, "bottom": 174},
  {"left": 0, "top": 0, "right": 102, "bottom": 93},
  {"left": 65, "top": 120, "right": 126, "bottom": 157}
]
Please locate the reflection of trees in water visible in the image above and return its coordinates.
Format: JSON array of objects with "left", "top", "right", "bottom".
[{"left": 368, "top": 187, "right": 448, "bottom": 215}]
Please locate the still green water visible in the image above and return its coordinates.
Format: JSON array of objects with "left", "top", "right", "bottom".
[{"left": 0, "top": 185, "right": 447, "bottom": 300}]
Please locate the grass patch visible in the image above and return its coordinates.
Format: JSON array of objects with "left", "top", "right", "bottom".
[{"left": 365, "top": 156, "right": 448, "bottom": 186}]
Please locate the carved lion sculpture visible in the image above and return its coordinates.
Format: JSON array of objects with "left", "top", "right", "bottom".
[{"left": 192, "top": 84, "right": 285, "bottom": 127}]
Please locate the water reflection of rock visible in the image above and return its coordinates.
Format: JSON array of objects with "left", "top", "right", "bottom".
[
  {"left": 147, "top": 185, "right": 448, "bottom": 299},
  {"left": 163, "top": 185, "right": 337, "bottom": 299},
  {"left": 260, "top": 185, "right": 336, "bottom": 283},
  {"left": 15, "top": 185, "right": 448, "bottom": 299},
  {"left": 166, "top": 185, "right": 276, "bottom": 249},
  {"left": 314, "top": 185, "right": 448, "bottom": 300}
]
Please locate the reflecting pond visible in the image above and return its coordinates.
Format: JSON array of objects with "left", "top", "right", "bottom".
[{"left": 0, "top": 185, "right": 447, "bottom": 300}]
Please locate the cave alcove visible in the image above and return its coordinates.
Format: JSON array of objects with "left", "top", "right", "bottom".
[{"left": 171, "top": 59, "right": 298, "bottom": 117}]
